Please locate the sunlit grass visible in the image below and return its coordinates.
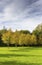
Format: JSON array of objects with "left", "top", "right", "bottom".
[{"left": 0, "top": 47, "right": 42, "bottom": 65}]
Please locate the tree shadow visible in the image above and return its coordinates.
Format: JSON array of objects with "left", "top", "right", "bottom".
[
  {"left": 0, "top": 54, "right": 42, "bottom": 58},
  {"left": 9, "top": 47, "right": 34, "bottom": 52},
  {"left": 0, "top": 61, "right": 42, "bottom": 65}
]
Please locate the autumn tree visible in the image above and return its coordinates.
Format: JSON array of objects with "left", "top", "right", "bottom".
[
  {"left": 24, "top": 34, "right": 31, "bottom": 46},
  {"left": 30, "top": 34, "right": 37, "bottom": 46},
  {"left": 12, "top": 30, "right": 20, "bottom": 46},
  {"left": 19, "top": 34, "right": 26, "bottom": 46},
  {"left": 2, "top": 29, "right": 12, "bottom": 46}
]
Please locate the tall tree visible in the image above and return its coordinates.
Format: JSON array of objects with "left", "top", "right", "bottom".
[
  {"left": 2, "top": 29, "right": 12, "bottom": 46},
  {"left": 19, "top": 34, "right": 26, "bottom": 46}
]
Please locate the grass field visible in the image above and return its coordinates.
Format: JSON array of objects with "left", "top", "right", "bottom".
[{"left": 0, "top": 47, "right": 42, "bottom": 65}]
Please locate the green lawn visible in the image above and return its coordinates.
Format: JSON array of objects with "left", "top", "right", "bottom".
[{"left": 0, "top": 47, "right": 42, "bottom": 65}]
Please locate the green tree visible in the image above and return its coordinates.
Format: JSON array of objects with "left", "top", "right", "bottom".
[
  {"left": 19, "top": 30, "right": 30, "bottom": 34},
  {"left": 39, "top": 34, "right": 42, "bottom": 45},
  {"left": 33, "top": 23, "right": 42, "bottom": 45}
]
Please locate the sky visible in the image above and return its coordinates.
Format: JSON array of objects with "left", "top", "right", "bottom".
[{"left": 0, "top": 0, "right": 42, "bottom": 32}]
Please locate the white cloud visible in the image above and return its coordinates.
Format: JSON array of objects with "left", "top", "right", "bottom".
[{"left": 0, "top": 0, "right": 42, "bottom": 32}]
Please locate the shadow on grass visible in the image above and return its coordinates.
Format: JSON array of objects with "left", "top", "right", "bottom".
[
  {"left": 0, "top": 54, "right": 42, "bottom": 57},
  {"left": 9, "top": 47, "right": 34, "bottom": 52},
  {"left": 9, "top": 47, "right": 40, "bottom": 52},
  {"left": 0, "top": 61, "right": 42, "bottom": 65}
]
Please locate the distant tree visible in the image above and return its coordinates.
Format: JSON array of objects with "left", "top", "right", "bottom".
[
  {"left": 19, "top": 30, "right": 30, "bottom": 34},
  {"left": 30, "top": 34, "right": 37, "bottom": 46},
  {"left": 0, "top": 26, "right": 7, "bottom": 35},
  {"left": 39, "top": 34, "right": 42, "bottom": 45},
  {"left": 24, "top": 34, "right": 31, "bottom": 46},
  {"left": 19, "top": 34, "right": 26, "bottom": 46},
  {"left": 12, "top": 31, "right": 20, "bottom": 46},
  {"left": 2, "top": 29, "right": 12, "bottom": 46},
  {"left": 33, "top": 23, "right": 42, "bottom": 35},
  {"left": 0, "top": 33, "right": 3, "bottom": 46},
  {"left": 0, "top": 23, "right": 42, "bottom": 47},
  {"left": 33, "top": 23, "right": 42, "bottom": 45}
]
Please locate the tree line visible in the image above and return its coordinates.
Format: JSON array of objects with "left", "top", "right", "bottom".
[{"left": 0, "top": 24, "right": 42, "bottom": 47}]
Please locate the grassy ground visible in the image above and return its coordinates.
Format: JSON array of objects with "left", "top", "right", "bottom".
[{"left": 0, "top": 47, "right": 42, "bottom": 65}]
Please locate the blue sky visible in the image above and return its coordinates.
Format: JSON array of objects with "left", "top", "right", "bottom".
[{"left": 0, "top": 0, "right": 42, "bottom": 32}]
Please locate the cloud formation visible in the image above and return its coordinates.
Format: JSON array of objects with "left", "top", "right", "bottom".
[{"left": 0, "top": 0, "right": 42, "bottom": 32}]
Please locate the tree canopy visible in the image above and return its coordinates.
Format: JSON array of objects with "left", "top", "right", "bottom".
[{"left": 0, "top": 23, "right": 42, "bottom": 46}]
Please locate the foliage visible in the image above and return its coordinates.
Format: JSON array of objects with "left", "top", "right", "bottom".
[
  {"left": 0, "top": 23, "right": 42, "bottom": 46},
  {"left": 19, "top": 34, "right": 26, "bottom": 46},
  {"left": 2, "top": 29, "right": 12, "bottom": 46},
  {"left": 19, "top": 30, "right": 30, "bottom": 34}
]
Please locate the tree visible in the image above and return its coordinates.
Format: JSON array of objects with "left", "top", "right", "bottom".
[
  {"left": 19, "top": 34, "right": 26, "bottom": 46},
  {"left": 12, "top": 31, "right": 20, "bottom": 46},
  {"left": 33, "top": 23, "right": 42, "bottom": 45},
  {"left": 2, "top": 29, "right": 12, "bottom": 46},
  {"left": 0, "top": 33, "right": 3, "bottom": 46},
  {"left": 24, "top": 34, "right": 31, "bottom": 46},
  {"left": 30, "top": 34, "right": 37, "bottom": 46},
  {"left": 39, "top": 34, "right": 42, "bottom": 45},
  {"left": 19, "top": 30, "right": 30, "bottom": 34},
  {"left": 0, "top": 26, "right": 7, "bottom": 35}
]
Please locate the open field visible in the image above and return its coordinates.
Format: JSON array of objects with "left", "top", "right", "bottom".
[{"left": 0, "top": 47, "right": 42, "bottom": 65}]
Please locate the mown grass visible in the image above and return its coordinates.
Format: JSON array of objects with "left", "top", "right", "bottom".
[{"left": 0, "top": 47, "right": 42, "bottom": 65}]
